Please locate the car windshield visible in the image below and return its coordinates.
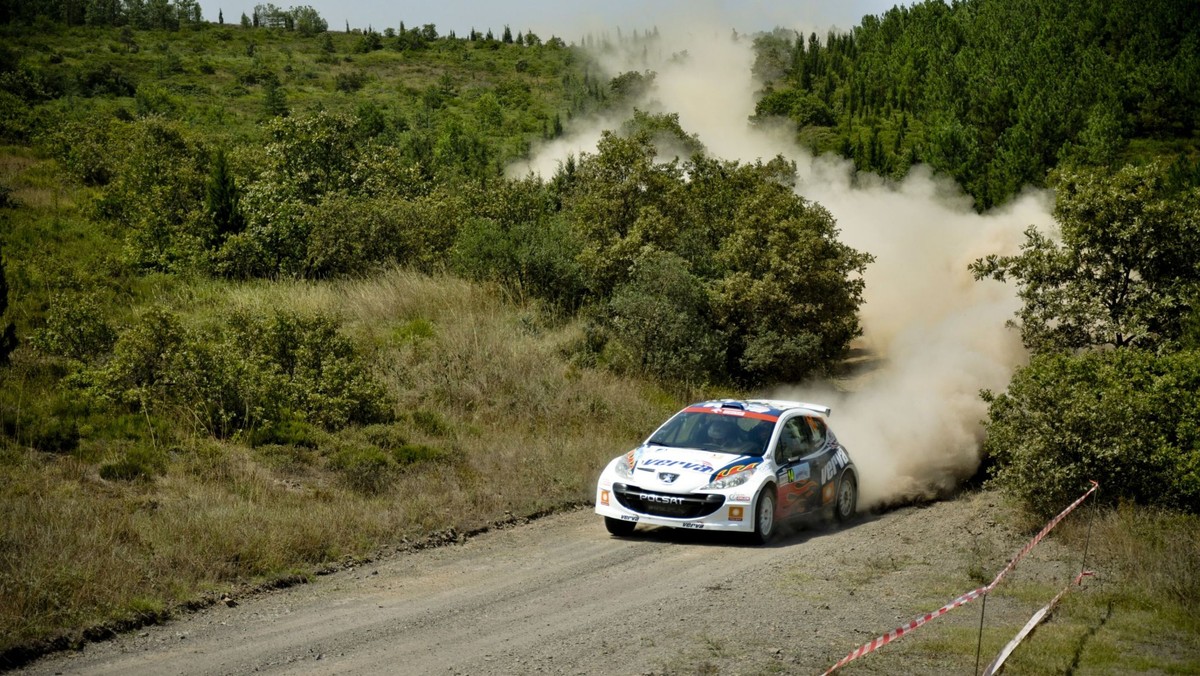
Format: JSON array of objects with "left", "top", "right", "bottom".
[{"left": 648, "top": 411, "right": 776, "bottom": 457}]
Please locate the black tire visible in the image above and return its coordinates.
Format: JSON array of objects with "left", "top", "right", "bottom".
[
  {"left": 750, "top": 485, "right": 777, "bottom": 545},
  {"left": 834, "top": 472, "right": 857, "bottom": 523},
  {"left": 604, "top": 516, "right": 636, "bottom": 537}
]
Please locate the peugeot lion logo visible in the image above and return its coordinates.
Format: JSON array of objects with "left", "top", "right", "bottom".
[{"left": 659, "top": 472, "right": 679, "bottom": 484}]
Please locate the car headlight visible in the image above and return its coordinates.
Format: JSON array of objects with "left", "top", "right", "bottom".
[
  {"left": 613, "top": 455, "right": 634, "bottom": 479},
  {"left": 701, "top": 471, "right": 751, "bottom": 491}
]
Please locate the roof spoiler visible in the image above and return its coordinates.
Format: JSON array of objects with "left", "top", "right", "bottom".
[
  {"left": 797, "top": 402, "right": 833, "bottom": 417},
  {"left": 750, "top": 399, "right": 832, "bottom": 417}
]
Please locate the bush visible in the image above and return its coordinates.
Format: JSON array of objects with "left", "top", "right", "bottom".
[
  {"left": 248, "top": 420, "right": 321, "bottom": 448},
  {"left": 982, "top": 349, "right": 1200, "bottom": 517},
  {"left": 30, "top": 293, "right": 117, "bottom": 361},
  {"left": 88, "top": 306, "right": 393, "bottom": 437},
  {"left": 327, "top": 441, "right": 394, "bottom": 494},
  {"left": 604, "top": 250, "right": 724, "bottom": 383},
  {"left": 99, "top": 445, "right": 167, "bottom": 481},
  {"left": 333, "top": 70, "right": 367, "bottom": 93}
]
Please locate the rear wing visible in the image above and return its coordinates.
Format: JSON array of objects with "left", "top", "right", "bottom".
[{"left": 751, "top": 399, "right": 832, "bottom": 417}]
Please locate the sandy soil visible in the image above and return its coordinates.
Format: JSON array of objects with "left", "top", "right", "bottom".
[{"left": 18, "top": 492, "right": 1083, "bottom": 675}]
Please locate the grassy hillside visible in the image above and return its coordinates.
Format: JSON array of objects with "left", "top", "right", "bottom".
[{"left": 0, "top": 20, "right": 693, "bottom": 655}]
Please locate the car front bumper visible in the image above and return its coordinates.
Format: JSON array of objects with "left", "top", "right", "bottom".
[{"left": 594, "top": 478, "right": 757, "bottom": 533}]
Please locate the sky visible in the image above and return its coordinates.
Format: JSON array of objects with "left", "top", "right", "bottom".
[{"left": 211, "top": 0, "right": 907, "bottom": 39}]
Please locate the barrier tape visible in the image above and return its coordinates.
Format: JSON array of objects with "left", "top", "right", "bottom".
[
  {"left": 821, "top": 481, "right": 1099, "bottom": 675},
  {"left": 982, "top": 570, "right": 1093, "bottom": 676}
]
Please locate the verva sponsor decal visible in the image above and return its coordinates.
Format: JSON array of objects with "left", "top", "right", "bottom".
[
  {"left": 821, "top": 449, "right": 850, "bottom": 484},
  {"left": 641, "top": 458, "right": 714, "bottom": 473}
]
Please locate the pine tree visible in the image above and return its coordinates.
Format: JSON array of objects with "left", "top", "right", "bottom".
[
  {"left": 263, "top": 76, "right": 288, "bottom": 118},
  {"left": 206, "top": 149, "right": 245, "bottom": 244},
  {"left": 218, "top": 8, "right": 223, "bottom": 23},
  {"left": 0, "top": 245, "right": 17, "bottom": 366},
  {"left": 502, "top": 25, "right": 512, "bottom": 43}
]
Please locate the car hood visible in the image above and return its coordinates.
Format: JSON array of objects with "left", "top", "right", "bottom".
[{"left": 630, "top": 445, "right": 762, "bottom": 492}]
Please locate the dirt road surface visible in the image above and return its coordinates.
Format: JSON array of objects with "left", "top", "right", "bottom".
[{"left": 19, "top": 492, "right": 1081, "bottom": 675}]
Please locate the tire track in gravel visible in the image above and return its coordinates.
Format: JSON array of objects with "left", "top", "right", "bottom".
[{"left": 18, "top": 493, "right": 1077, "bottom": 675}]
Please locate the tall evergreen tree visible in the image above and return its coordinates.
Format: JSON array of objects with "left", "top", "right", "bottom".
[
  {"left": 262, "top": 76, "right": 288, "bottom": 118},
  {"left": 0, "top": 245, "right": 17, "bottom": 366},
  {"left": 206, "top": 149, "right": 244, "bottom": 244}
]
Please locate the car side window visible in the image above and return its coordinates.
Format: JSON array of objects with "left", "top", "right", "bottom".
[
  {"left": 807, "top": 417, "right": 827, "bottom": 446},
  {"left": 777, "top": 418, "right": 814, "bottom": 462}
]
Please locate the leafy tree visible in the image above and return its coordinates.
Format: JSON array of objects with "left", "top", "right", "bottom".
[
  {"left": 981, "top": 349, "right": 1200, "bottom": 516},
  {"left": 971, "top": 162, "right": 1200, "bottom": 353},
  {"left": 605, "top": 250, "right": 723, "bottom": 383},
  {"left": 291, "top": 5, "right": 326, "bottom": 36},
  {"left": 711, "top": 178, "right": 871, "bottom": 382}
]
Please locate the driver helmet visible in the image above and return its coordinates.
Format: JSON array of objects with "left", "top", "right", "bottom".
[{"left": 708, "top": 417, "right": 734, "bottom": 444}]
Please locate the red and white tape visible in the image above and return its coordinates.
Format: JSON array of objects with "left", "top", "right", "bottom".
[
  {"left": 982, "top": 570, "right": 1093, "bottom": 676},
  {"left": 821, "top": 481, "right": 1099, "bottom": 675}
]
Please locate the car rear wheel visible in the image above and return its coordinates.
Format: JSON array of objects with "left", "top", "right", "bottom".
[
  {"left": 750, "top": 486, "right": 777, "bottom": 545},
  {"left": 834, "top": 472, "right": 857, "bottom": 523},
  {"left": 604, "top": 517, "right": 636, "bottom": 537}
]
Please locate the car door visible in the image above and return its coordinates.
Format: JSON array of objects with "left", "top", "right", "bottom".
[
  {"left": 808, "top": 417, "right": 850, "bottom": 508},
  {"left": 772, "top": 416, "right": 821, "bottom": 518}
]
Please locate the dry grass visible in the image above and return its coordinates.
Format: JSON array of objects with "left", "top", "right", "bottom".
[{"left": 0, "top": 269, "right": 684, "bottom": 654}]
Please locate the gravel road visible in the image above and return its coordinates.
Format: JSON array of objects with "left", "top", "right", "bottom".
[{"left": 20, "top": 492, "right": 1081, "bottom": 675}]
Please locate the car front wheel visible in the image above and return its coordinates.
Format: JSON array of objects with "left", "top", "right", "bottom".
[
  {"left": 604, "top": 517, "right": 636, "bottom": 537},
  {"left": 750, "top": 486, "right": 777, "bottom": 545}
]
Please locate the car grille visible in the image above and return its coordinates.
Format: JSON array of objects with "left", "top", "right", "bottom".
[{"left": 612, "top": 483, "right": 725, "bottom": 519}]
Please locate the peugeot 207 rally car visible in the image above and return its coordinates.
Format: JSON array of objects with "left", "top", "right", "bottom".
[{"left": 595, "top": 399, "right": 857, "bottom": 544}]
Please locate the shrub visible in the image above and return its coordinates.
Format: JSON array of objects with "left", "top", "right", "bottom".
[
  {"left": 99, "top": 445, "right": 167, "bottom": 481},
  {"left": 248, "top": 420, "right": 321, "bottom": 448},
  {"left": 982, "top": 349, "right": 1200, "bottom": 517},
  {"left": 327, "top": 441, "right": 394, "bottom": 494},
  {"left": 30, "top": 293, "right": 117, "bottom": 361},
  {"left": 604, "top": 250, "right": 724, "bottom": 383},
  {"left": 333, "top": 70, "right": 367, "bottom": 93}
]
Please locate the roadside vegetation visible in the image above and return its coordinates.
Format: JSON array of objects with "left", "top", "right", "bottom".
[{"left": 1, "top": 0, "right": 1198, "bottom": 667}]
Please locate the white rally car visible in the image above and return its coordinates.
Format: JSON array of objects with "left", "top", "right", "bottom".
[{"left": 595, "top": 399, "right": 857, "bottom": 544}]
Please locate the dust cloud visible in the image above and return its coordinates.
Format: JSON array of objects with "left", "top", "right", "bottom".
[{"left": 513, "top": 25, "right": 1055, "bottom": 509}]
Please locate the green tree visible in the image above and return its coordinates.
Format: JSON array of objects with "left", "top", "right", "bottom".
[
  {"left": 291, "top": 5, "right": 326, "bottom": 36},
  {"left": 711, "top": 179, "right": 872, "bottom": 383},
  {"left": 205, "top": 149, "right": 245, "bottom": 244},
  {"left": 981, "top": 349, "right": 1200, "bottom": 516},
  {"left": 971, "top": 162, "right": 1200, "bottom": 353},
  {"left": 262, "top": 75, "right": 288, "bottom": 118}
]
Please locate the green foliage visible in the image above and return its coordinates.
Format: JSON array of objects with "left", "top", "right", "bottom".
[
  {"left": 604, "top": 250, "right": 723, "bottom": 383},
  {"left": 29, "top": 292, "right": 117, "bottom": 361},
  {"left": 262, "top": 75, "right": 288, "bottom": 119},
  {"left": 752, "top": 0, "right": 1200, "bottom": 209},
  {"left": 248, "top": 419, "right": 321, "bottom": 448},
  {"left": 98, "top": 445, "right": 168, "bottom": 481},
  {"left": 981, "top": 349, "right": 1200, "bottom": 516},
  {"left": 85, "top": 306, "right": 393, "bottom": 436},
  {"left": 205, "top": 149, "right": 245, "bottom": 245},
  {"left": 326, "top": 425, "right": 446, "bottom": 494},
  {"left": 562, "top": 118, "right": 871, "bottom": 383},
  {"left": 0, "top": 245, "right": 16, "bottom": 366},
  {"left": 971, "top": 162, "right": 1200, "bottom": 353}
]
